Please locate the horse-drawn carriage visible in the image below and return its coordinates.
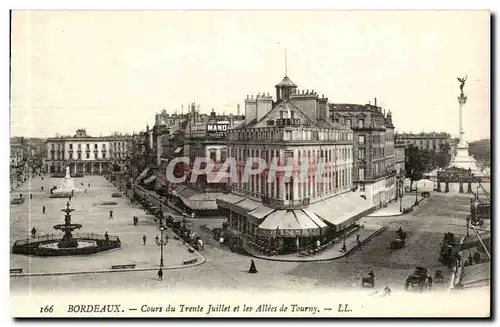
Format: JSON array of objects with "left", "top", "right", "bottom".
[
  {"left": 405, "top": 267, "right": 428, "bottom": 291},
  {"left": 390, "top": 228, "right": 407, "bottom": 249},
  {"left": 390, "top": 238, "right": 405, "bottom": 249},
  {"left": 361, "top": 275, "right": 375, "bottom": 288},
  {"left": 439, "top": 232, "right": 459, "bottom": 268},
  {"left": 434, "top": 270, "right": 444, "bottom": 283}
]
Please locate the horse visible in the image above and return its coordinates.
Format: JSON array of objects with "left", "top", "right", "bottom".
[{"left": 361, "top": 276, "right": 375, "bottom": 288}]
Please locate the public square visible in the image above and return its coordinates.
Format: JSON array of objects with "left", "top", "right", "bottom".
[
  {"left": 10, "top": 175, "right": 200, "bottom": 275},
  {"left": 10, "top": 175, "right": 484, "bottom": 296}
]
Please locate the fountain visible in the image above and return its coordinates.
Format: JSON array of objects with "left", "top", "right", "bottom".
[
  {"left": 52, "top": 202, "right": 83, "bottom": 248},
  {"left": 50, "top": 166, "right": 81, "bottom": 198},
  {"left": 12, "top": 203, "right": 121, "bottom": 256}
]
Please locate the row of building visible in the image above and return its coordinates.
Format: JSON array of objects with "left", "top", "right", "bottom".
[{"left": 32, "top": 71, "right": 460, "bottom": 255}]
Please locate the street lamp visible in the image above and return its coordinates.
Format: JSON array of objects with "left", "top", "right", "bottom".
[
  {"left": 465, "top": 216, "right": 470, "bottom": 237},
  {"left": 414, "top": 181, "right": 419, "bottom": 206},
  {"left": 155, "top": 219, "right": 167, "bottom": 267},
  {"left": 399, "top": 179, "right": 404, "bottom": 212}
]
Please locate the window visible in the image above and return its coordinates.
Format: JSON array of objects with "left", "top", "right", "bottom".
[
  {"left": 209, "top": 149, "right": 217, "bottom": 162},
  {"left": 358, "top": 135, "right": 365, "bottom": 145},
  {"left": 358, "top": 148, "right": 365, "bottom": 159},
  {"left": 69, "top": 144, "right": 73, "bottom": 149},
  {"left": 86, "top": 144, "right": 90, "bottom": 150},
  {"left": 51, "top": 144, "right": 55, "bottom": 149},
  {"left": 345, "top": 119, "right": 351, "bottom": 128},
  {"left": 69, "top": 153, "right": 73, "bottom": 160},
  {"left": 102, "top": 152, "right": 106, "bottom": 159},
  {"left": 103, "top": 144, "right": 106, "bottom": 149},
  {"left": 86, "top": 153, "right": 90, "bottom": 159},
  {"left": 358, "top": 119, "right": 364, "bottom": 128},
  {"left": 78, "top": 144, "right": 81, "bottom": 149},
  {"left": 78, "top": 153, "right": 81, "bottom": 160},
  {"left": 358, "top": 168, "right": 365, "bottom": 180}
]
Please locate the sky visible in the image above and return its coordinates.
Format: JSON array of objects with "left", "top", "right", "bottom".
[{"left": 10, "top": 10, "right": 490, "bottom": 141}]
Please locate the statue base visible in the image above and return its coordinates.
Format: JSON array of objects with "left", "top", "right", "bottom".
[{"left": 448, "top": 146, "right": 482, "bottom": 176}]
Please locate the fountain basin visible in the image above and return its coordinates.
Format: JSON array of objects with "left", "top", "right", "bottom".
[
  {"left": 39, "top": 240, "right": 97, "bottom": 250},
  {"left": 12, "top": 234, "right": 121, "bottom": 257}
]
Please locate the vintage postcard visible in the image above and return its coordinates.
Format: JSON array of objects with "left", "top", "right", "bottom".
[{"left": 9, "top": 10, "right": 491, "bottom": 318}]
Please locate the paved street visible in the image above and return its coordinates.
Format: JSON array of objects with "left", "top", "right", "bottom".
[
  {"left": 10, "top": 176, "right": 199, "bottom": 275},
  {"left": 11, "top": 182, "right": 478, "bottom": 296}
]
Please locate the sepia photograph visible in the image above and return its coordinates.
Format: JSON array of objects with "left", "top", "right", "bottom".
[{"left": 8, "top": 9, "right": 491, "bottom": 318}]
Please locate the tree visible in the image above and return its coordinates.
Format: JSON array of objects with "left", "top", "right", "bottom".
[{"left": 405, "top": 145, "right": 431, "bottom": 190}]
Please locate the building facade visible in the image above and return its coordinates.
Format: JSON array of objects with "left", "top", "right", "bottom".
[
  {"left": 395, "top": 132, "right": 455, "bottom": 154},
  {"left": 329, "top": 102, "right": 397, "bottom": 206},
  {"left": 217, "top": 75, "right": 375, "bottom": 254},
  {"left": 394, "top": 142, "right": 406, "bottom": 177},
  {"left": 44, "top": 129, "right": 132, "bottom": 175}
]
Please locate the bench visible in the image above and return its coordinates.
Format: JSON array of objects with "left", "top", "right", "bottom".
[
  {"left": 10, "top": 268, "right": 23, "bottom": 274},
  {"left": 183, "top": 258, "right": 198, "bottom": 265},
  {"left": 111, "top": 264, "right": 136, "bottom": 269}
]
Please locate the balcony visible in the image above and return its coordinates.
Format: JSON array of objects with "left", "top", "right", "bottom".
[{"left": 261, "top": 196, "right": 310, "bottom": 210}]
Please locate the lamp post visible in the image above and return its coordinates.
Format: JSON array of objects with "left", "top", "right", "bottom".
[
  {"left": 465, "top": 216, "right": 470, "bottom": 238},
  {"left": 399, "top": 179, "right": 404, "bottom": 212},
  {"left": 156, "top": 219, "right": 167, "bottom": 267},
  {"left": 414, "top": 181, "right": 419, "bottom": 206}
]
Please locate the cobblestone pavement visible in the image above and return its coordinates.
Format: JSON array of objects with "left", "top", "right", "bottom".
[
  {"left": 11, "top": 184, "right": 481, "bottom": 296},
  {"left": 10, "top": 176, "right": 198, "bottom": 275}
]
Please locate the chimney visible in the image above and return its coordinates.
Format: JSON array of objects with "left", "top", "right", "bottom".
[{"left": 374, "top": 97, "right": 377, "bottom": 107}]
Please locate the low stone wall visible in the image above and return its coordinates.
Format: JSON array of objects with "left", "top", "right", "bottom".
[{"left": 12, "top": 235, "right": 121, "bottom": 257}]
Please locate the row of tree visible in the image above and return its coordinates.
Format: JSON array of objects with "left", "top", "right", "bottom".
[{"left": 405, "top": 143, "right": 452, "bottom": 190}]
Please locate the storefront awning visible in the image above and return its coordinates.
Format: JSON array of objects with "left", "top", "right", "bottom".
[
  {"left": 308, "top": 193, "right": 374, "bottom": 228},
  {"left": 174, "top": 147, "right": 183, "bottom": 154},
  {"left": 144, "top": 175, "right": 157, "bottom": 184},
  {"left": 136, "top": 167, "right": 150, "bottom": 181},
  {"left": 247, "top": 205, "right": 275, "bottom": 225},
  {"left": 258, "top": 210, "right": 323, "bottom": 238},
  {"left": 216, "top": 193, "right": 245, "bottom": 209},
  {"left": 232, "top": 198, "right": 260, "bottom": 215}
]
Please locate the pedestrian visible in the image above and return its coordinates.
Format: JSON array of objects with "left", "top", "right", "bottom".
[
  {"left": 316, "top": 239, "right": 321, "bottom": 249},
  {"left": 19, "top": 193, "right": 23, "bottom": 199},
  {"left": 29, "top": 194, "right": 33, "bottom": 200},
  {"left": 42, "top": 205, "right": 46, "bottom": 214},
  {"left": 143, "top": 234, "right": 147, "bottom": 245},
  {"left": 69, "top": 195, "right": 72, "bottom": 202},
  {"left": 81, "top": 182, "right": 84, "bottom": 186},
  {"left": 427, "top": 275, "right": 433, "bottom": 290},
  {"left": 31, "top": 227, "right": 37, "bottom": 238},
  {"left": 158, "top": 268, "right": 163, "bottom": 281},
  {"left": 104, "top": 231, "right": 109, "bottom": 242},
  {"left": 468, "top": 253, "right": 473, "bottom": 265},
  {"left": 155, "top": 235, "right": 159, "bottom": 244},
  {"left": 356, "top": 234, "right": 360, "bottom": 244},
  {"left": 41, "top": 176, "right": 43, "bottom": 181},
  {"left": 109, "top": 210, "right": 113, "bottom": 220},
  {"left": 219, "top": 236, "right": 224, "bottom": 247},
  {"left": 248, "top": 259, "right": 258, "bottom": 274},
  {"left": 88, "top": 183, "right": 91, "bottom": 188},
  {"left": 41, "top": 186, "right": 44, "bottom": 192},
  {"left": 473, "top": 252, "right": 481, "bottom": 264}
]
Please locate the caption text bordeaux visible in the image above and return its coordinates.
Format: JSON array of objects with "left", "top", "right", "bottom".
[{"left": 66, "top": 303, "right": 353, "bottom": 315}]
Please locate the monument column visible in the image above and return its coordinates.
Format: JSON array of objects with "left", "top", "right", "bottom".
[
  {"left": 458, "top": 92, "right": 467, "bottom": 147},
  {"left": 448, "top": 75, "right": 480, "bottom": 174}
]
